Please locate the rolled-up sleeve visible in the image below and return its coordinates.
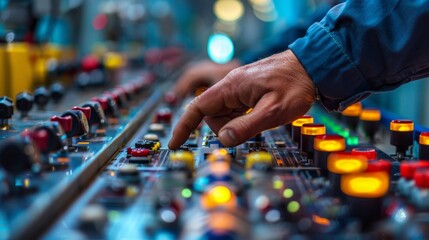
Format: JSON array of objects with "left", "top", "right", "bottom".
[{"left": 289, "top": 0, "right": 429, "bottom": 111}]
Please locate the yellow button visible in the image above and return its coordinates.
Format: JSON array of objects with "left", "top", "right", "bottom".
[
  {"left": 420, "top": 132, "right": 429, "bottom": 145},
  {"left": 246, "top": 151, "right": 272, "bottom": 169},
  {"left": 314, "top": 135, "right": 345, "bottom": 152},
  {"left": 328, "top": 152, "right": 368, "bottom": 174},
  {"left": 390, "top": 119, "right": 414, "bottom": 132},
  {"left": 170, "top": 151, "right": 194, "bottom": 170},
  {"left": 360, "top": 108, "right": 381, "bottom": 121},
  {"left": 342, "top": 102, "right": 362, "bottom": 117},
  {"left": 341, "top": 171, "right": 389, "bottom": 198},
  {"left": 301, "top": 123, "right": 326, "bottom": 135},
  {"left": 292, "top": 115, "right": 314, "bottom": 127}
]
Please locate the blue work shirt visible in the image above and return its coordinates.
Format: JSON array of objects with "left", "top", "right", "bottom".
[{"left": 289, "top": 0, "right": 429, "bottom": 111}]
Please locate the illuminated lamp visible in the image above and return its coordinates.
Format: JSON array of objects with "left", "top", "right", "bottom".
[
  {"left": 313, "top": 135, "right": 346, "bottom": 176},
  {"left": 301, "top": 123, "right": 326, "bottom": 160},
  {"left": 341, "top": 172, "right": 389, "bottom": 197},
  {"left": 359, "top": 108, "right": 381, "bottom": 142},
  {"left": 327, "top": 152, "right": 367, "bottom": 196},
  {"left": 291, "top": 115, "right": 313, "bottom": 148},
  {"left": 328, "top": 152, "right": 368, "bottom": 175},
  {"left": 341, "top": 171, "right": 390, "bottom": 224},
  {"left": 360, "top": 109, "right": 381, "bottom": 121},
  {"left": 200, "top": 184, "right": 237, "bottom": 210},
  {"left": 341, "top": 102, "right": 362, "bottom": 131},
  {"left": 390, "top": 120, "right": 414, "bottom": 159},
  {"left": 207, "top": 211, "right": 237, "bottom": 233},
  {"left": 419, "top": 132, "right": 429, "bottom": 160}
]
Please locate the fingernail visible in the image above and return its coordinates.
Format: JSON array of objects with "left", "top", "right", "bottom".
[{"left": 219, "top": 129, "right": 236, "bottom": 146}]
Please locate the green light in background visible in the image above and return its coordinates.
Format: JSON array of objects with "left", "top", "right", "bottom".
[
  {"left": 273, "top": 180, "right": 283, "bottom": 189},
  {"left": 207, "top": 33, "right": 234, "bottom": 64},
  {"left": 181, "top": 188, "right": 193, "bottom": 198},
  {"left": 287, "top": 201, "right": 300, "bottom": 213},
  {"left": 347, "top": 136, "right": 359, "bottom": 145},
  {"left": 339, "top": 130, "right": 350, "bottom": 138},
  {"left": 332, "top": 125, "right": 341, "bottom": 132},
  {"left": 283, "top": 189, "right": 294, "bottom": 198}
]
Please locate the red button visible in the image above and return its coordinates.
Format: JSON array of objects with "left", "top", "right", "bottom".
[
  {"left": 366, "top": 159, "right": 391, "bottom": 173},
  {"left": 352, "top": 148, "right": 377, "bottom": 160},
  {"left": 29, "top": 129, "right": 49, "bottom": 152},
  {"left": 81, "top": 55, "right": 100, "bottom": 71},
  {"left": 155, "top": 108, "right": 172, "bottom": 123},
  {"left": 400, "top": 161, "right": 429, "bottom": 179},
  {"left": 50, "top": 115, "right": 72, "bottom": 132},
  {"left": 92, "top": 97, "right": 109, "bottom": 110},
  {"left": 131, "top": 148, "right": 150, "bottom": 157},
  {"left": 414, "top": 169, "right": 429, "bottom": 189},
  {"left": 72, "top": 106, "right": 92, "bottom": 121}
]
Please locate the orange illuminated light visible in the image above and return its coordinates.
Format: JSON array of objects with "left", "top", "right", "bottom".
[
  {"left": 312, "top": 215, "right": 330, "bottom": 226},
  {"left": 292, "top": 115, "right": 314, "bottom": 127},
  {"left": 420, "top": 132, "right": 429, "bottom": 146},
  {"left": 342, "top": 102, "right": 362, "bottom": 117},
  {"left": 314, "top": 135, "right": 346, "bottom": 152},
  {"left": 341, "top": 171, "right": 389, "bottom": 198},
  {"left": 328, "top": 152, "right": 368, "bottom": 174},
  {"left": 390, "top": 120, "right": 414, "bottom": 132},
  {"left": 301, "top": 123, "right": 326, "bottom": 135},
  {"left": 209, "top": 162, "right": 231, "bottom": 176},
  {"left": 360, "top": 109, "right": 381, "bottom": 121},
  {"left": 208, "top": 148, "right": 231, "bottom": 163},
  {"left": 57, "top": 157, "right": 69, "bottom": 164},
  {"left": 201, "top": 185, "right": 237, "bottom": 210},
  {"left": 208, "top": 212, "right": 236, "bottom": 231}
]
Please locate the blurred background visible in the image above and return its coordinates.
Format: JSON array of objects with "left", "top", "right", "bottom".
[{"left": 0, "top": 0, "right": 427, "bottom": 125}]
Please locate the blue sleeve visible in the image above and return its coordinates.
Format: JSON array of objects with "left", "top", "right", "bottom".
[
  {"left": 289, "top": 0, "right": 429, "bottom": 111},
  {"left": 239, "top": 26, "right": 307, "bottom": 64}
]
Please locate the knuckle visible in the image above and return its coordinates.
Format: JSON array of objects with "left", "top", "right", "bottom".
[{"left": 227, "top": 67, "right": 245, "bottom": 81}]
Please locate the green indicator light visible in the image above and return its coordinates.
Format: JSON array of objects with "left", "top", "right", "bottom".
[
  {"left": 181, "top": 188, "right": 193, "bottom": 198},
  {"left": 332, "top": 126, "right": 341, "bottom": 132},
  {"left": 273, "top": 180, "right": 283, "bottom": 189},
  {"left": 347, "top": 137, "right": 359, "bottom": 145},
  {"left": 341, "top": 130, "right": 350, "bottom": 138},
  {"left": 283, "top": 189, "right": 294, "bottom": 198},
  {"left": 287, "top": 201, "right": 300, "bottom": 213}
]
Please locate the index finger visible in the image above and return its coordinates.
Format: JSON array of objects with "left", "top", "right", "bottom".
[{"left": 168, "top": 86, "right": 227, "bottom": 149}]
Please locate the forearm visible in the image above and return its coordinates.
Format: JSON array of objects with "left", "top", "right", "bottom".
[{"left": 289, "top": 0, "right": 429, "bottom": 111}]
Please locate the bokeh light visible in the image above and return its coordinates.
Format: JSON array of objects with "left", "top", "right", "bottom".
[
  {"left": 214, "top": 0, "right": 244, "bottom": 22},
  {"left": 207, "top": 33, "right": 234, "bottom": 64}
]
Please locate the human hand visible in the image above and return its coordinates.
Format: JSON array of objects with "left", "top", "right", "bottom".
[
  {"left": 168, "top": 50, "right": 316, "bottom": 149},
  {"left": 173, "top": 59, "right": 241, "bottom": 98}
]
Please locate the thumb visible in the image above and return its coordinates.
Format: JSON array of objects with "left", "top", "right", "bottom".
[{"left": 217, "top": 96, "right": 282, "bottom": 147}]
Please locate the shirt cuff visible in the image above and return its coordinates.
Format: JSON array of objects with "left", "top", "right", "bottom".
[{"left": 288, "top": 22, "right": 370, "bottom": 112}]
